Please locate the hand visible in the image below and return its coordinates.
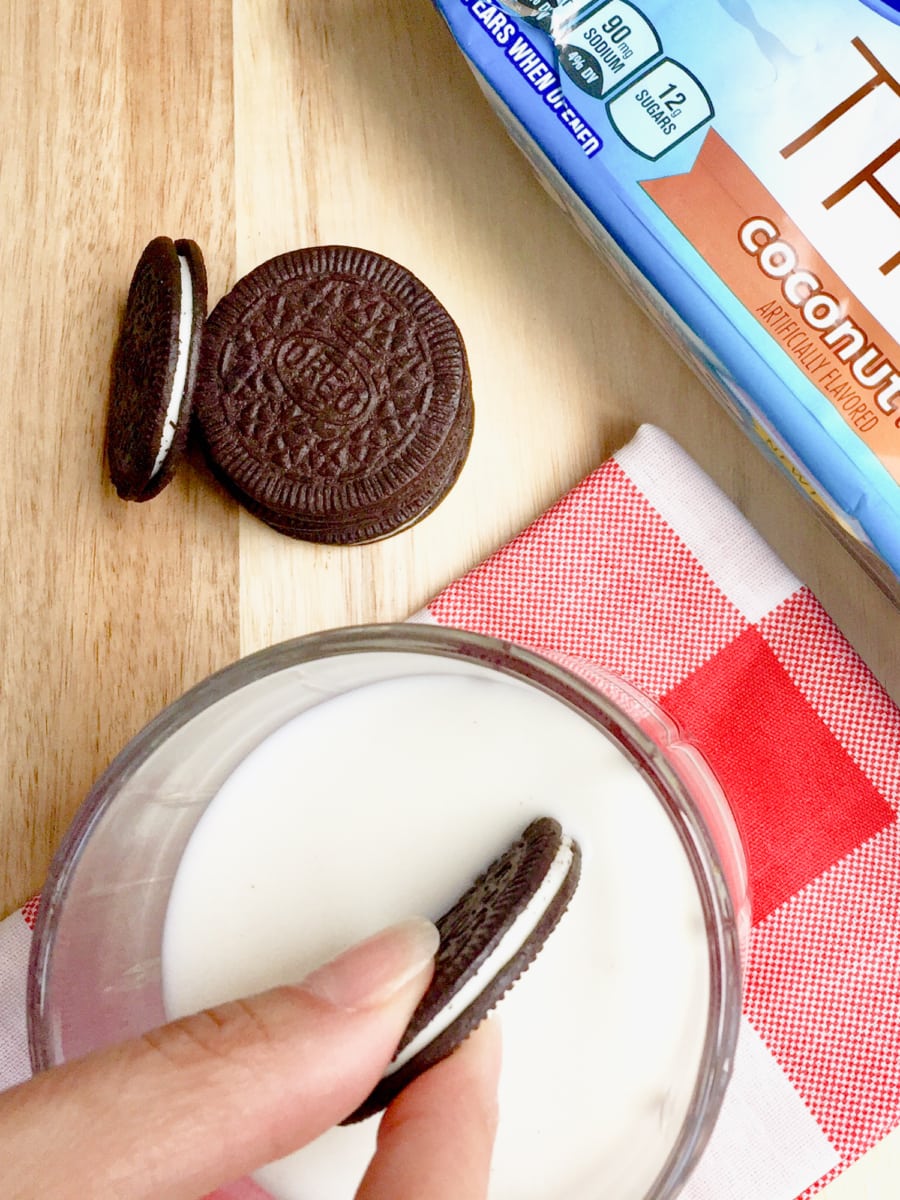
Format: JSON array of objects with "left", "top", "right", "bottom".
[{"left": 1, "top": 919, "right": 501, "bottom": 1200}]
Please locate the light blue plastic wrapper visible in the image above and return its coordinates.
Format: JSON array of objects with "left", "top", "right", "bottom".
[{"left": 431, "top": 0, "right": 900, "bottom": 598}]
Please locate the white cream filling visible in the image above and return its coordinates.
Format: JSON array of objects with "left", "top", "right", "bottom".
[
  {"left": 150, "top": 253, "right": 194, "bottom": 479},
  {"left": 386, "top": 836, "right": 576, "bottom": 1076}
]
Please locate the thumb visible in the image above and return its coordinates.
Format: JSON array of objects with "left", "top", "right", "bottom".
[{"left": 4, "top": 918, "right": 438, "bottom": 1200}]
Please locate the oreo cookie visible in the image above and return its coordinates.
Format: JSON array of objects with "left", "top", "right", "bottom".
[
  {"left": 192, "top": 246, "right": 473, "bottom": 544},
  {"left": 107, "top": 236, "right": 207, "bottom": 500},
  {"left": 345, "top": 816, "right": 581, "bottom": 1123}
]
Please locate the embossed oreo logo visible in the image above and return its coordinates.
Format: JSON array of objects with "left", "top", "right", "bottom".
[
  {"left": 216, "top": 276, "right": 434, "bottom": 479},
  {"left": 276, "top": 335, "right": 375, "bottom": 425}
]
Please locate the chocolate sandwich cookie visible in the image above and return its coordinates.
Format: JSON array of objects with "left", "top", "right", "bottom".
[
  {"left": 107, "top": 236, "right": 207, "bottom": 500},
  {"left": 345, "top": 816, "right": 581, "bottom": 1123},
  {"left": 192, "top": 246, "right": 473, "bottom": 544}
]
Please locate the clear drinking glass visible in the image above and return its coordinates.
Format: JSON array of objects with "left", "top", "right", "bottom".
[{"left": 28, "top": 623, "right": 749, "bottom": 1199}]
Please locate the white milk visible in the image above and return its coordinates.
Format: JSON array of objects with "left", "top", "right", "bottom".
[{"left": 162, "top": 668, "right": 711, "bottom": 1199}]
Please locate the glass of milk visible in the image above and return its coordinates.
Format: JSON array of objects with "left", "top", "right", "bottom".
[{"left": 27, "top": 624, "right": 748, "bottom": 1199}]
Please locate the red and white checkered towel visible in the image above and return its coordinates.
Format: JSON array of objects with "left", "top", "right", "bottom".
[{"left": 2, "top": 425, "right": 898, "bottom": 1199}]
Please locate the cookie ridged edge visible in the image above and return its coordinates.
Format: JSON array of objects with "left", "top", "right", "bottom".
[{"left": 343, "top": 817, "right": 581, "bottom": 1123}]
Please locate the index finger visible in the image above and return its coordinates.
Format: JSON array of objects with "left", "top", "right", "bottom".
[{"left": 356, "top": 1019, "right": 502, "bottom": 1200}]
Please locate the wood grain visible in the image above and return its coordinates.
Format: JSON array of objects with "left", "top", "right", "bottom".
[
  {"left": 0, "top": 0, "right": 239, "bottom": 911},
  {"left": 0, "top": 0, "right": 897, "bottom": 1193}
]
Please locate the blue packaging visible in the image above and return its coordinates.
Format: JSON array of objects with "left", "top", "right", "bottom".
[{"left": 432, "top": 0, "right": 900, "bottom": 598}]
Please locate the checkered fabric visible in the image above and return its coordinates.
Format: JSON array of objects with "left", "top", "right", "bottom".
[
  {"left": 423, "top": 425, "right": 900, "bottom": 1199},
  {"left": 2, "top": 425, "right": 898, "bottom": 1199}
]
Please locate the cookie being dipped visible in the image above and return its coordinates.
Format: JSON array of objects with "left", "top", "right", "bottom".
[
  {"left": 344, "top": 816, "right": 581, "bottom": 1123},
  {"left": 107, "top": 236, "right": 207, "bottom": 500}
]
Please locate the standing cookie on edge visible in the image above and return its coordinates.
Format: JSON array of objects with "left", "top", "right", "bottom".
[
  {"left": 106, "top": 237, "right": 207, "bottom": 501},
  {"left": 192, "top": 246, "right": 474, "bottom": 544}
]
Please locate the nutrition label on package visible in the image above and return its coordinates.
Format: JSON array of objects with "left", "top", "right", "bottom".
[
  {"left": 608, "top": 58, "right": 713, "bottom": 159},
  {"left": 558, "top": 1, "right": 660, "bottom": 98},
  {"left": 504, "top": 0, "right": 557, "bottom": 32},
  {"left": 554, "top": 1, "right": 714, "bottom": 158}
]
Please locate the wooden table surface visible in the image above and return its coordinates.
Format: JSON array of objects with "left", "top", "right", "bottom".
[{"left": 2, "top": 1, "right": 898, "bottom": 1192}]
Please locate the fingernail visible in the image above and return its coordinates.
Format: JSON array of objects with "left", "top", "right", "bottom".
[{"left": 301, "top": 918, "right": 439, "bottom": 1011}]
